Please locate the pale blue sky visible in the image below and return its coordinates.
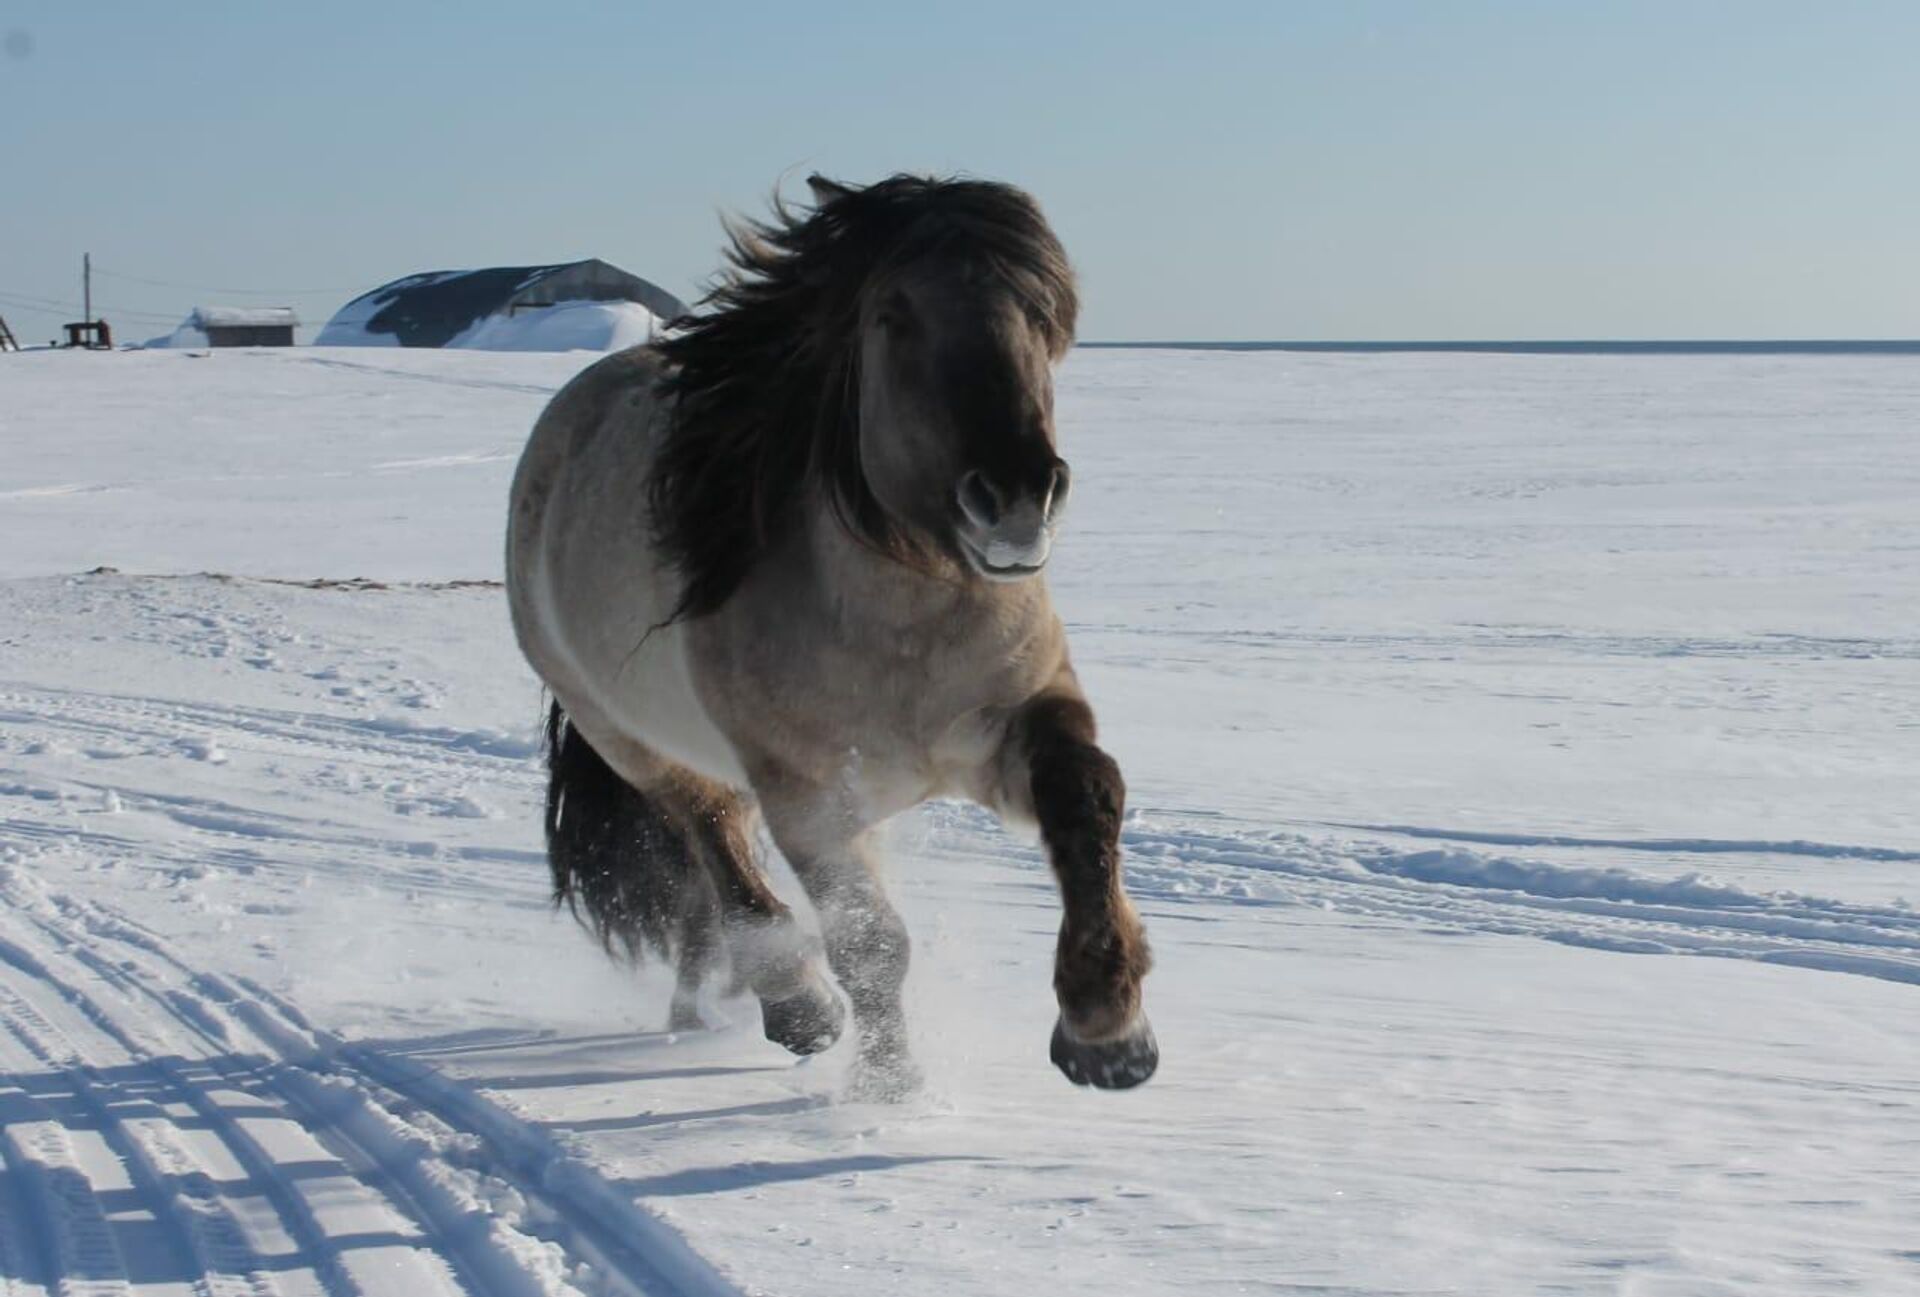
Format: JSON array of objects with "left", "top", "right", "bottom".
[{"left": 2, "top": 2, "right": 1916, "bottom": 341}]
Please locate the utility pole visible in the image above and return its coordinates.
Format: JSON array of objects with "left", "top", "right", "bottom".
[{"left": 83, "top": 252, "right": 92, "bottom": 324}]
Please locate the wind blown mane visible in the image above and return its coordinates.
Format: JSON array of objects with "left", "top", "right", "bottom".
[{"left": 650, "top": 173, "right": 1079, "bottom": 620}]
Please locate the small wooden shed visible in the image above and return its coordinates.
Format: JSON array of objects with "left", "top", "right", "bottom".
[{"left": 192, "top": 306, "right": 298, "bottom": 347}]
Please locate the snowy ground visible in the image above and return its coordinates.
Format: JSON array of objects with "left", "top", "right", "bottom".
[{"left": 2, "top": 346, "right": 1917, "bottom": 1295}]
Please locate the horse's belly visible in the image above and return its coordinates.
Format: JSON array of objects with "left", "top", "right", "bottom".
[
  {"left": 606, "top": 620, "right": 752, "bottom": 790},
  {"left": 508, "top": 368, "right": 752, "bottom": 792}
]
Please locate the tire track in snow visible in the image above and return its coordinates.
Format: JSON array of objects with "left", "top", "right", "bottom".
[
  {"left": 333, "top": 1043, "right": 742, "bottom": 1297},
  {"left": 1115, "top": 818, "right": 1920, "bottom": 986},
  {"left": 0, "top": 983, "right": 133, "bottom": 1297},
  {"left": 0, "top": 1110, "right": 130, "bottom": 1297},
  {"left": 0, "top": 682, "right": 536, "bottom": 776},
  {"left": 920, "top": 803, "right": 1920, "bottom": 989},
  {"left": 0, "top": 680, "right": 544, "bottom": 904},
  {"left": 0, "top": 928, "right": 350, "bottom": 1297},
  {"left": 0, "top": 974, "right": 166, "bottom": 1297},
  {"left": 1321, "top": 821, "right": 1920, "bottom": 864},
  {"left": 0, "top": 785, "right": 537, "bottom": 910},
  {"left": 0, "top": 909, "right": 492, "bottom": 1297},
  {"left": 110, "top": 1113, "right": 285, "bottom": 1297},
  {"left": 0, "top": 890, "right": 468, "bottom": 1297},
  {"left": 0, "top": 1127, "right": 56, "bottom": 1297},
  {"left": 175, "top": 972, "right": 740, "bottom": 1297},
  {"left": 202, "top": 974, "right": 738, "bottom": 1297},
  {"left": 0, "top": 810, "right": 536, "bottom": 919},
  {"left": 0, "top": 870, "right": 744, "bottom": 1297}
]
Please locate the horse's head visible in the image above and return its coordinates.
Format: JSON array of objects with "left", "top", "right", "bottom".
[
  {"left": 814, "top": 175, "right": 1079, "bottom": 583},
  {"left": 855, "top": 250, "right": 1071, "bottom": 581},
  {"left": 650, "top": 174, "right": 1080, "bottom": 619}
]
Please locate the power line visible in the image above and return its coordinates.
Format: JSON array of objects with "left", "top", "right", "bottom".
[
  {"left": 3, "top": 260, "right": 347, "bottom": 334},
  {"left": 5, "top": 302, "right": 185, "bottom": 326},
  {"left": 0, "top": 289, "right": 194, "bottom": 325},
  {"left": 0, "top": 285, "right": 98, "bottom": 311},
  {"left": 0, "top": 291, "right": 71, "bottom": 314},
  {"left": 91, "top": 265, "right": 356, "bottom": 297}
]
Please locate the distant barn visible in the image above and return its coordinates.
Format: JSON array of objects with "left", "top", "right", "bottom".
[
  {"left": 316, "top": 259, "right": 688, "bottom": 348},
  {"left": 194, "top": 306, "right": 298, "bottom": 348}
]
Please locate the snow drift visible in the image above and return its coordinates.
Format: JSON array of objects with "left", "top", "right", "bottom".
[{"left": 443, "top": 299, "right": 662, "bottom": 352}]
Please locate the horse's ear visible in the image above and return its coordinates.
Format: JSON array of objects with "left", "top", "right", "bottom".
[{"left": 806, "top": 174, "right": 854, "bottom": 207}]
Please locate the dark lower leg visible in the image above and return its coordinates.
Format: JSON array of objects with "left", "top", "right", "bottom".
[
  {"left": 668, "top": 872, "right": 720, "bottom": 1030},
  {"left": 1020, "top": 694, "right": 1155, "bottom": 1087},
  {"left": 669, "top": 916, "right": 713, "bottom": 1031},
  {"left": 689, "top": 798, "right": 844, "bottom": 1053},
  {"left": 689, "top": 799, "right": 811, "bottom": 995}
]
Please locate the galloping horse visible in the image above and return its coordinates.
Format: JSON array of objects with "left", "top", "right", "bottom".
[{"left": 506, "top": 174, "right": 1155, "bottom": 1094}]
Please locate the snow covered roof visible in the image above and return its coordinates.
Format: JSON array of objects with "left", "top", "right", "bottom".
[
  {"left": 191, "top": 306, "right": 298, "bottom": 329},
  {"left": 441, "top": 299, "right": 662, "bottom": 352},
  {"left": 316, "top": 259, "right": 687, "bottom": 349}
]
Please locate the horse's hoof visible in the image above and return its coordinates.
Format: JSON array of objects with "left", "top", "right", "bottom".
[
  {"left": 760, "top": 985, "right": 846, "bottom": 1056},
  {"left": 846, "top": 1051, "right": 924, "bottom": 1103},
  {"left": 667, "top": 1001, "right": 708, "bottom": 1033},
  {"left": 1050, "top": 1016, "right": 1158, "bottom": 1089}
]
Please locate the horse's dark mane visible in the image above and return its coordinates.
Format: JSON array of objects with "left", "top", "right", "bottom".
[{"left": 650, "top": 173, "right": 1079, "bottom": 620}]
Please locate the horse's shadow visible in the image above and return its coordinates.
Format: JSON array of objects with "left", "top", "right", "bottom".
[
  {"left": 612, "top": 1151, "right": 987, "bottom": 1198},
  {"left": 370, "top": 1024, "right": 994, "bottom": 1190}
]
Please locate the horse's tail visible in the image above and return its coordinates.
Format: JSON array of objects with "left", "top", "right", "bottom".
[{"left": 543, "top": 700, "right": 710, "bottom": 963}]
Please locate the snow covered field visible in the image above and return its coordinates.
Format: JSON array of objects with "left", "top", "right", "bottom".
[{"left": 2, "top": 345, "right": 1917, "bottom": 1295}]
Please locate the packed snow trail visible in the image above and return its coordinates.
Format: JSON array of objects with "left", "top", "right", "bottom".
[{"left": 0, "top": 837, "right": 741, "bottom": 1297}]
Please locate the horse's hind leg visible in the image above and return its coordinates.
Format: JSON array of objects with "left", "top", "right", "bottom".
[
  {"left": 545, "top": 705, "right": 699, "bottom": 975},
  {"left": 680, "top": 786, "right": 847, "bottom": 1055},
  {"left": 546, "top": 702, "right": 845, "bottom": 1053},
  {"left": 668, "top": 868, "right": 721, "bottom": 1031},
  {"left": 546, "top": 704, "right": 741, "bottom": 1032}
]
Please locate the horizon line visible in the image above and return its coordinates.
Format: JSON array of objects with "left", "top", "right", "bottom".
[{"left": 1076, "top": 338, "right": 1920, "bottom": 355}]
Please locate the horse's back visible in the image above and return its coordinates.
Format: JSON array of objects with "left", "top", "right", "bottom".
[{"left": 507, "top": 346, "right": 749, "bottom": 791}]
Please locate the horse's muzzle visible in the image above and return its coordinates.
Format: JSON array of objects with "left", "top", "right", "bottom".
[{"left": 955, "top": 465, "right": 1068, "bottom": 580}]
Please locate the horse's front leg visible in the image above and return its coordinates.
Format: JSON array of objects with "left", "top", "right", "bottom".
[
  {"left": 1008, "top": 691, "right": 1157, "bottom": 1089},
  {"left": 758, "top": 794, "right": 919, "bottom": 1098}
]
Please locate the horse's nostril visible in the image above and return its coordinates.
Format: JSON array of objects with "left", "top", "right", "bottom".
[
  {"left": 957, "top": 470, "right": 1003, "bottom": 529},
  {"left": 1045, "top": 462, "right": 1072, "bottom": 519}
]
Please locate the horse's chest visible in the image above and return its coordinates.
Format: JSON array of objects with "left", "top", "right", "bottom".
[{"left": 697, "top": 607, "right": 1051, "bottom": 813}]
